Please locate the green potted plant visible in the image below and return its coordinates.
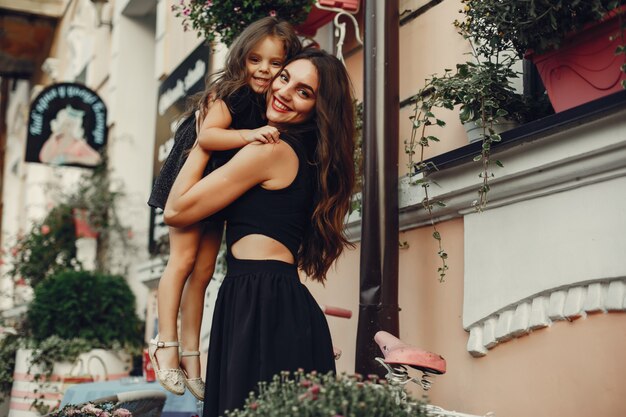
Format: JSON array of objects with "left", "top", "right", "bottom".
[
  {"left": 8, "top": 270, "right": 143, "bottom": 414},
  {"left": 460, "top": 0, "right": 626, "bottom": 112},
  {"left": 172, "top": 0, "right": 315, "bottom": 46},
  {"left": 404, "top": 4, "right": 551, "bottom": 280},
  {"left": 406, "top": 13, "right": 533, "bottom": 217}
]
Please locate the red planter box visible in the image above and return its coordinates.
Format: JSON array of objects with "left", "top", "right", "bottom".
[
  {"left": 73, "top": 208, "right": 99, "bottom": 239},
  {"left": 296, "top": 0, "right": 361, "bottom": 37},
  {"left": 529, "top": 11, "right": 626, "bottom": 112}
]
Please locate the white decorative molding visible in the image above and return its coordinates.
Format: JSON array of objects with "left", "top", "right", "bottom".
[
  {"left": 466, "top": 278, "right": 626, "bottom": 357},
  {"left": 605, "top": 280, "right": 625, "bottom": 310}
]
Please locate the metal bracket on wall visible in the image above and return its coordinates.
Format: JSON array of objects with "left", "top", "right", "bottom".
[{"left": 314, "top": 1, "right": 363, "bottom": 64}]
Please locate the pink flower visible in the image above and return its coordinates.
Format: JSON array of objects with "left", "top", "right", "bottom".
[
  {"left": 269, "top": 10, "right": 277, "bottom": 17},
  {"left": 206, "top": 0, "right": 212, "bottom": 6},
  {"left": 41, "top": 224, "right": 50, "bottom": 235},
  {"left": 183, "top": 8, "right": 191, "bottom": 16},
  {"left": 81, "top": 404, "right": 102, "bottom": 415},
  {"left": 64, "top": 407, "right": 80, "bottom": 416},
  {"left": 113, "top": 409, "right": 132, "bottom": 417},
  {"left": 248, "top": 402, "right": 258, "bottom": 410}
]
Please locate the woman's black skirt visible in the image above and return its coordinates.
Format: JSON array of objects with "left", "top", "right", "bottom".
[{"left": 202, "top": 256, "right": 336, "bottom": 417}]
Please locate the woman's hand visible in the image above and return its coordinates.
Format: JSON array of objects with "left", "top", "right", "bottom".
[{"left": 242, "top": 125, "right": 280, "bottom": 144}]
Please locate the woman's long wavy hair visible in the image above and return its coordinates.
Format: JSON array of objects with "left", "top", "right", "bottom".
[
  {"left": 292, "top": 49, "right": 356, "bottom": 283},
  {"left": 194, "top": 17, "right": 301, "bottom": 121}
]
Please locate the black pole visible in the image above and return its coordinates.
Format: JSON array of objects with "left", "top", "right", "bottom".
[{"left": 355, "top": 0, "right": 400, "bottom": 376}]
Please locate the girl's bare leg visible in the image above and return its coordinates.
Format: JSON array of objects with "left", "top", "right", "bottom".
[
  {"left": 155, "top": 224, "right": 201, "bottom": 370},
  {"left": 180, "top": 223, "right": 223, "bottom": 379}
]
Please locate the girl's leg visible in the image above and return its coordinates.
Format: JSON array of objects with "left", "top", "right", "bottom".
[
  {"left": 155, "top": 224, "right": 201, "bottom": 370},
  {"left": 180, "top": 223, "right": 224, "bottom": 379}
]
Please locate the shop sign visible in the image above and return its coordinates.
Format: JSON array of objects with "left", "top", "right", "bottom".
[{"left": 26, "top": 83, "right": 107, "bottom": 168}]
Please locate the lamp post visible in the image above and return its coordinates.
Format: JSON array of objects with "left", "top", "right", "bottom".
[{"left": 355, "top": 0, "right": 400, "bottom": 376}]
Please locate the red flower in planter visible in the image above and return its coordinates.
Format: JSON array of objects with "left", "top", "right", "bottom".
[{"left": 73, "top": 208, "right": 99, "bottom": 239}]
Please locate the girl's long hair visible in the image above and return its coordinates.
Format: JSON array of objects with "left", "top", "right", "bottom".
[
  {"left": 293, "top": 49, "right": 356, "bottom": 283},
  {"left": 194, "top": 17, "right": 301, "bottom": 121}
]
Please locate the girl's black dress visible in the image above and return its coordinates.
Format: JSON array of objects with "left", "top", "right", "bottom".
[
  {"left": 147, "top": 86, "right": 265, "bottom": 213},
  {"left": 203, "top": 126, "right": 336, "bottom": 417}
]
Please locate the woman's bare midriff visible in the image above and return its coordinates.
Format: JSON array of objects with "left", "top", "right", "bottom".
[{"left": 230, "top": 234, "right": 295, "bottom": 264}]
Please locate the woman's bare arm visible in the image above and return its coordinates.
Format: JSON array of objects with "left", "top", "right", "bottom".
[{"left": 163, "top": 141, "right": 294, "bottom": 228}]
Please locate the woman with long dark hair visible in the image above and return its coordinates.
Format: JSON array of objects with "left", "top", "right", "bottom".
[{"left": 164, "top": 48, "right": 355, "bottom": 417}]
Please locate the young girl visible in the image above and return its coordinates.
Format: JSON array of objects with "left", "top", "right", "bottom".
[{"left": 147, "top": 17, "right": 301, "bottom": 400}]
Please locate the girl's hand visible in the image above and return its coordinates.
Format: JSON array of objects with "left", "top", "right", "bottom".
[
  {"left": 242, "top": 125, "right": 280, "bottom": 144},
  {"left": 194, "top": 110, "right": 202, "bottom": 135}
]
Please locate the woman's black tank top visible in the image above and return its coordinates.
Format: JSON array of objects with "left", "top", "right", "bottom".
[{"left": 225, "top": 126, "right": 317, "bottom": 260}]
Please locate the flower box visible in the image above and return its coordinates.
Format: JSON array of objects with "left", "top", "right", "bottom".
[{"left": 528, "top": 9, "right": 626, "bottom": 112}]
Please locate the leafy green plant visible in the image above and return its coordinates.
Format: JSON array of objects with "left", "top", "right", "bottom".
[
  {"left": 0, "top": 332, "right": 20, "bottom": 399},
  {"left": 27, "top": 270, "right": 143, "bottom": 350},
  {"left": 460, "top": 0, "right": 625, "bottom": 57},
  {"left": 226, "top": 371, "right": 427, "bottom": 417},
  {"left": 403, "top": 0, "right": 553, "bottom": 280},
  {"left": 9, "top": 204, "right": 80, "bottom": 288},
  {"left": 9, "top": 160, "right": 132, "bottom": 288},
  {"left": 350, "top": 100, "right": 364, "bottom": 215},
  {"left": 26, "top": 336, "right": 97, "bottom": 378},
  {"left": 172, "top": 0, "right": 314, "bottom": 46},
  {"left": 65, "top": 161, "right": 132, "bottom": 272}
]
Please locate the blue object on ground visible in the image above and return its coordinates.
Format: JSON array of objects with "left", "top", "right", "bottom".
[{"left": 60, "top": 378, "right": 200, "bottom": 417}]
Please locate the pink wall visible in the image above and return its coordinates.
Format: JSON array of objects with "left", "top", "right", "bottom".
[{"left": 307, "top": 218, "right": 626, "bottom": 417}]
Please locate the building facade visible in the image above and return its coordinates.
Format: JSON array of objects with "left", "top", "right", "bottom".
[{"left": 1, "top": 1, "right": 625, "bottom": 417}]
